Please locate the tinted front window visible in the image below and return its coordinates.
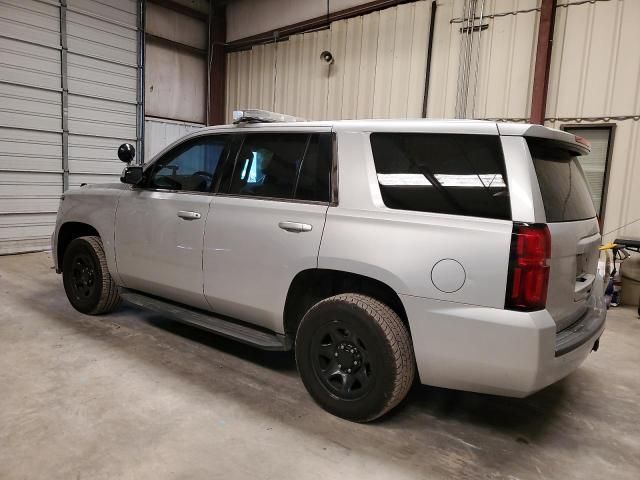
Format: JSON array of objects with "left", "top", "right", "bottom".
[
  {"left": 370, "top": 133, "right": 510, "bottom": 220},
  {"left": 528, "top": 138, "right": 596, "bottom": 222},
  {"left": 148, "top": 136, "right": 229, "bottom": 192}
]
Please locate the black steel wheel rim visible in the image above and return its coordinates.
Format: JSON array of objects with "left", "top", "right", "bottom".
[
  {"left": 70, "top": 252, "right": 97, "bottom": 301},
  {"left": 310, "top": 320, "right": 374, "bottom": 400}
]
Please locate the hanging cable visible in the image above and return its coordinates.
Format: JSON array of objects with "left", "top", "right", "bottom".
[{"left": 471, "top": 0, "right": 485, "bottom": 119}]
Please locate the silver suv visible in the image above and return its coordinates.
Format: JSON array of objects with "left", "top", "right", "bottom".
[{"left": 53, "top": 113, "right": 607, "bottom": 422}]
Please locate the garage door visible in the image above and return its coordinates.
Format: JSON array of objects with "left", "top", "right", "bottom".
[{"left": 0, "top": 0, "right": 140, "bottom": 255}]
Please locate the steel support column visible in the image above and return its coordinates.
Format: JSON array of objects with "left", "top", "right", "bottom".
[
  {"left": 530, "top": 0, "right": 557, "bottom": 125},
  {"left": 60, "top": 0, "right": 69, "bottom": 191},
  {"left": 208, "top": 4, "right": 226, "bottom": 126},
  {"left": 137, "top": 0, "right": 146, "bottom": 164}
]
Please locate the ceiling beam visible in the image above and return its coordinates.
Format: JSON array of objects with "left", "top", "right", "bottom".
[{"left": 225, "top": 0, "right": 416, "bottom": 52}]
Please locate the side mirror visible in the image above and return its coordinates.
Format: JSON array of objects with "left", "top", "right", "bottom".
[
  {"left": 120, "top": 166, "right": 143, "bottom": 185},
  {"left": 118, "top": 143, "right": 135, "bottom": 163}
]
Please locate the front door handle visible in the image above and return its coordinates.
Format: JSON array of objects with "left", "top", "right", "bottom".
[
  {"left": 177, "top": 210, "right": 202, "bottom": 220},
  {"left": 278, "top": 221, "right": 312, "bottom": 233}
]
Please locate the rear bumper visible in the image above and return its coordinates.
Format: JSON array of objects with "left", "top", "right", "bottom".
[
  {"left": 401, "top": 293, "right": 606, "bottom": 397},
  {"left": 555, "top": 304, "right": 606, "bottom": 356}
]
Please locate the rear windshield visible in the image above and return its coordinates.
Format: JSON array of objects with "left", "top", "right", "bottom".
[
  {"left": 370, "top": 133, "right": 510, "bottom": 220},
  {"left": 528, "top": 138, "right": 596, "bottom": 222}
]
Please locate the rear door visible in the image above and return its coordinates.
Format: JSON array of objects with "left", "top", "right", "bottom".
[
  {"left": 115, "top": 134, "right": 231, "bottom": 310},
  {"left": 203, "top": 130, "right": 333, "bottom": 333},
  {"left": 528, "top": 137, "right": 600, "bottom": 331}
]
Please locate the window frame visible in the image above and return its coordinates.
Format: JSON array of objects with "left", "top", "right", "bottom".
[
  {"left": 138, "top": 133, "right": 235, "bottom": 195},
  {"left": 217, "top": 131, "right": 336, "bottom": 206},
  {"left": 559, "top": 123, "right": 616, "bottom": 225}
]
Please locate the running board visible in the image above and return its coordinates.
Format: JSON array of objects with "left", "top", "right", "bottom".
[{"left": 120, "top": 289, "right": 290, "bottom": 351}]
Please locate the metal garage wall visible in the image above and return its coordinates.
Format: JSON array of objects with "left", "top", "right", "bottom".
[
  {"left": 65, "top": 0, "right": 139, "bottom": 187},
  {"left": 225, "top": 0, "right": 432, "bottom": 122},
  {"left": 144, "top": 118, "right": 202, "bottom": 162},
  {"left": 427, "top": 0, "right": 539, "bottom": 120},
  {"left": 0, "top": 0, "right": 139, "bottom": 255},
  {"left": 0, "top": 0, "right": 63, "bottom": 254},
  {"left": 545, "top": 0, "right": 640, "bottom": 242},
  {"left": 144, "top": 1, "right": 207, "bottom": 123}
]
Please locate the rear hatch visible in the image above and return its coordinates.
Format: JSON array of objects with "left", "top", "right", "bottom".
[{"left": 527, "top": 137, "right": 600, "bottom": 331}]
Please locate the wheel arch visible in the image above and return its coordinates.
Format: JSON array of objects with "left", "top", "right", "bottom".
[
  {"left": 283, "top": 268, "right": 410, "bottom": 339},
  {"left": 57, "top": 222, "right": 100, "bottom": 271}
]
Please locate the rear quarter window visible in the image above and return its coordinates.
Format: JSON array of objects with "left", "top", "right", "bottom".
[
  {"left": 527, "top": 138, "right": 596, "bottom": 222},
  {"left": 370, "top": 133, "right": 511, "bottom": 220}
]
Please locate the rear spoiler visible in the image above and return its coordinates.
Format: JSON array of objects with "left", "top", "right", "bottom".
[{"left": 497, "top": 123, "right": 590, "bottom": 156}]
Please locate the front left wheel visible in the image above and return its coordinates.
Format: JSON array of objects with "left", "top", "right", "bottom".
[
  {"left": 295, "top": 293, "right": 415, "bottom": 422},
  {"left": 62, "top": 236, "right": 121, "bottom": 315}
]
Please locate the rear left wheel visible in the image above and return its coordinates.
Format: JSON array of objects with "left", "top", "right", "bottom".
[
  {"left": 62, "top": 236, "right": 121, "bottom": 315},
  {"left": 295, "top": 293, "right": 415, "bottom": 422}
]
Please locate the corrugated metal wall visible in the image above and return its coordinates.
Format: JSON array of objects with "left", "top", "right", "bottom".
[
  {"left": 0, "top": 0, "right": 63, "bottom": 254},
  {"left": 546, "top": 0, "right": 640, "bottom": 241},
  {"left": 144, "top": 118, "right": 203, "bottom": 162},
  {"left": 0, "top": 0, "right": 139, "bottom": 254},
  {"left": 226, "top": 0, "right": 432, "bottom": 122},
  {"left": 427, "top": 0, "right": 539, "bottom": 120},
  {"left": 226, "top": 0, "right": 640, "bottom": 243},
  {"left": 66, "top": 0, "right": 139, "bottom": 188},
  {"left": 145, "top": 1, "right": 208, "bottom": 123}
]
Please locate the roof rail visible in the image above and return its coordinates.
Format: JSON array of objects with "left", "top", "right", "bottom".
[{"left": 232, "top": 109, "right": 306, "bottom": 124}]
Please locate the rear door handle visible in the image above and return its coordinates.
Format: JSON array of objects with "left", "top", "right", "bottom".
[
  {"left": 177, "top": 211, "right": 201, "bottom": 220},
  {"left": 278, "top": 221, "right": 312, "bottom": 233}
]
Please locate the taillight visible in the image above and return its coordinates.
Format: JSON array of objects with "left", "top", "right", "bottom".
[{"left": 505, "top": 223, "right": 551, "bottom": 311}]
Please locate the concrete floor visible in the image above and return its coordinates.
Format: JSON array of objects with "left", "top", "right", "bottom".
[{"left": 1, "top": 252, "right": 639, "bottom": 480}]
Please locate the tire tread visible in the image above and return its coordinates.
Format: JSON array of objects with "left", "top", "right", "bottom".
[
  {"left": 75, "top": 236, "right": 121, "bottom": 314},
  {"left": 304, "top": 293, "right": 415, "bottom": 421}
]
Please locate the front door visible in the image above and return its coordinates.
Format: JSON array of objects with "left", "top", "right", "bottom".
[
  {"left": 115, "top": 134, "right": 231, "bottom": 310},
  {"left": 203, "top": 130, "right": 333, "bottom": 332}
]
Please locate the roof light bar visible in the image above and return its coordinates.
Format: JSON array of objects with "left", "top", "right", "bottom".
[{"left": 232, "top": 109, "right": 306, "bottom": 124}]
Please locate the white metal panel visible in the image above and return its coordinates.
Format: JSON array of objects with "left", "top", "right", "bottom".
[
  {"left": 0, "top": 0, "right": 61, "bottom": 48},
  {"left": 0, "top": 82, "right": 61, "bottom": 131},
  {"left": 144, "top": 1, "right": 207, "bottom": 124},
  {"left": 145, "top": 41, "right": 207, "bottom": 123},
  {"left": 65, "top": 0, "right": 138, "bottom": 189},
  {"left": 596, "top": 120, "right": 640, "bottom": 242},
  {"left": 0, "top": 127, "right": 62, "bottom": 173},
  {"left": 226, "top": 0, "right": 378, "bottom": 42},
  {"left": 0, "top": 0, "right": 62, "bottom": 254},
  {"left": 547, "top": 0, "right": 640, "bottom": 119},
  {"left": 427, "top": 0, "right": 539, "bottom": 120},
  {"left": 66, "top": 9, "right": 137, "bottom": 65},
  {"left": 226, "top": 1, "right": 431, "bottom": 122},
  {"left": 143, "top": 118, "right": 203, "bottom": 162},
  {"left": 0, "top": 213, "right": 58, "bottom": 255},
  {"left": 67, "top": 0, "right": 137, "bottom": 27},
  {"left": 0, "top": 0, "right": 140, "bottom": 254},
  {"left": 145, "top": 2, "right": 206, "bottom": 49},
  {"left": 67, "top": 52, "right": 137, "bottom": 103},
  {"left": 0, "top": 36, "right": 61, "bottom": 90},
  {"left": 67, "top": 94, "right": 137, "bottom": 139},
  {"left": 545, "top": 0, "right": 640, "bottom": 244},
  {"left": 67, "top": 134, "right": 130, "bottom": 186}
]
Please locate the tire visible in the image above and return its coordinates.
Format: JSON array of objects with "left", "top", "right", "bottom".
[
  {"left": 62, "top": 236, "right": 121, "bottom": 315},
  {"left": 295, "top": 293, "right": 415, "bottom": 422}
]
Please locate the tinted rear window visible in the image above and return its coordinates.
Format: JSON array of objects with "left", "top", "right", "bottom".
[
  {"left": 370, "top": 133, "right": 511, "bottom": 220},
  {"left": 528, "top": 138, "right": 596, "bottom": 222}
]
